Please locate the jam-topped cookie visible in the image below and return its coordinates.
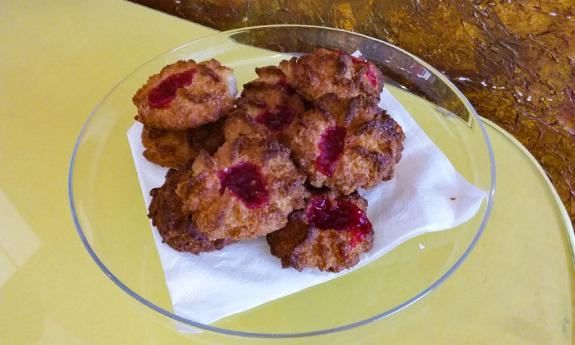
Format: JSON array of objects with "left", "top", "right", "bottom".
[
  {"left": 134, "top": 59, "right": 237, "bottom": 129},
  {"left": 289, "top": 93, "right": 405, "bottom": 194},
  {"left": 148, "top": 168, "right": 234, "bottom": 254},
  {"left": 224, "top": 66, "right": 306, "bottom": 143},
  {"left": 279, "top": 48, "right": 383, "bottom": 101},
  {"left": 175, "top": 136, "right": 307, "bottom": 241},
  {"left": 267, "top": 190, "right": 374, "bottom": 272}
]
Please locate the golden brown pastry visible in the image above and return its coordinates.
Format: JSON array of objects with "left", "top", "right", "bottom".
[
  {"left": 266, "top": 190, "right": 374, "bottom": 272},
  {"left": 224, "top": 66, "right": 306, "bottom": 143},
  {"left": 148, "top": 168, "right": 234, "bottom": 254},
  {"left": 289, "top": 93, "right": 405, "bottom": 194},
  {"left": 279, "top": 48, "right": 383, "bottom": 101},
  {"left": 141, "top": 119, "right": 225, "bottom": 168},
  {"left": 133, "top": 59, "right": 237, "bottom": 129},
  {"left": 175, "top": 136, "right": 307, "bottom": 241}
]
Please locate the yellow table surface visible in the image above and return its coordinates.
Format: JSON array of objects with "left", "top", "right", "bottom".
[{"left": 0, "top": 1, "right": 573, "bottom": 344}]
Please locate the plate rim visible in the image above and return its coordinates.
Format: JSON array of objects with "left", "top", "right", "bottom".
[{"left": 67, "top": 24, "right": 497, "bottom": 338}]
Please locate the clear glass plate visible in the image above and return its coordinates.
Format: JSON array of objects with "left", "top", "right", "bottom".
[{"left": 68, "top": 25, "right": 495, "bottom": 338}]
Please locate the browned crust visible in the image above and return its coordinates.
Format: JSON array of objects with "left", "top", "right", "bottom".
[
  {"left": 254, "top": 66, "right": 287, "bottom": 84},
  {"left": 223, "top": 111, "right": 263, "bottom": 142},
  {"left": 148, "top": 168, "right": 234, "bottom": 254},
  {"left": 175, "top": 136, "right": 308, "bottom": 241},
  {"left": 289, "top": 94, "right": 405, "bottom": 194},
  {"left": 224, "top": 66, "right": 306, "bottom": 144},
  {"left": 141, "top": 118, "right": 225, "bottom": 168},
  {"left": 266, "top": 191, "right": 374, "bottom": 272},
  {"left": 279, "top": 48, "right": 383, "bottom": 101},
  {"left": 133, "top": 59, "right": 236, "bottom": 129}
]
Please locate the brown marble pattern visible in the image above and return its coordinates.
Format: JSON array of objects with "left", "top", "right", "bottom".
[{"left": 131, "top": 0, "right": 575, "bottom": 224}]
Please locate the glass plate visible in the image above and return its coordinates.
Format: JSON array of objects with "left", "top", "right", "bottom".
[{"left": 68, "top": 25, "right": 495, "bottom": 338}]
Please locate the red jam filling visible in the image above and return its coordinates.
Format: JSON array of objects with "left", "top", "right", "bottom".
[
  {"left": 351, "top": 55, "right": 367, "bottom": 65},
  {"left": 316, "top": 126, "right": 346, "bottom": 177},
  {"left": 364, "top": 64, "right": 379, "bottom": 88},
  {"left": 218, "top": 162, "right": 268, "bottom": 208},
  {"left": 306, "top": 196, "right": 372, "bottom": 247},
  {"left": 349, "top": 228, "right": 369, "bottom": 248},
  {"left": 255, "top": 106, "right": 295, "bottom": 131},
  {"left": 148, "top": 69, "right": 196, "bottom": 108}
]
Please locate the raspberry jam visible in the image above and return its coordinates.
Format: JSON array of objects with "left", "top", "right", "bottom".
[
  {"left": 218, "top": 162, "right": 268, "bottom": 208},
  {"left": 148, "top": 69, "right": 196, "bottom": 108},
  {"left": 364, "top": 64, "right": 379, "bottom": 88},
  {"left": 255, "top": 106, "right": 295, "bottom": 131},
  {"left": 306, "top": 196, "right": 372, "bottom": 246},
  {"left": 316, "top": 126, "right": 346, "bottom": 176},
  {"left": 349, "top": 227, "right": 370, "bottom": 248},
  {"left": 351, "top": 55, "right": 366, "bottom": 64}
]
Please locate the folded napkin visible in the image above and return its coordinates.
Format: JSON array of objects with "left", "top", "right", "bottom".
[{"left": 127, "top": 88, "right": 486, "bottom": 327}]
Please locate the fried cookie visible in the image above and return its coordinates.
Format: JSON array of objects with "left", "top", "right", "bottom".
[
  {"left": 288, "top": 94, "right": 405, "bottom": 194},
  {"left": 279, "top": 48, "right": 383, "bottom": 101},
  {"left": 148, "top": 168, "right": 234, "bottom": 254},
  {"left": 224, "top": 67, "right": 306, "bottom": 142},
  {"left": 266, "top": 190, "right": 374, "bottom": 272},
  {"left": 134, "top": 59, "right": 237, "bottom": 129},
  {"left": 141, "top": 119, "right": 225, "bottom": 168},
  {"left": 175, "top": 136, "right": 307, "bottom": 241}
]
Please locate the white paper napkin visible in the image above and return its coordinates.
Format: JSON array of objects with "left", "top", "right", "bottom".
[{"left": 127, "top": 88, "right": 486, "bottom": 327}]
